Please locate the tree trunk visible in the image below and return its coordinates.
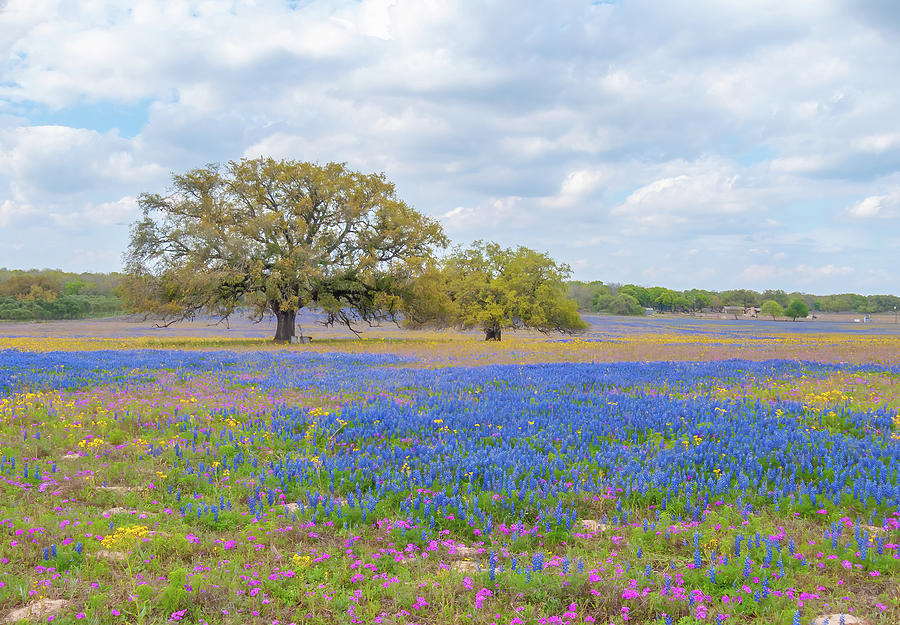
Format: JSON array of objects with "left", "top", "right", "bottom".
[
  {"left": 274, "top": 309, "right": 297, "bottom": 343},
  {"left": 484, "top": 325, "right": 502, "bottom": 341}
]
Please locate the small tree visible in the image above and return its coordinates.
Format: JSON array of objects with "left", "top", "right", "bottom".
[
  {"left": 608, "top": 293, "right": 644, "bottom": 315},
  {"left": 407, "top": 241, "right": 587, "bottom": 340},
  {"left": 785, "top": 299, "right": 809, "bottom": 321},
  {"left": 761, "top": 300, "right": 783, "bottom": 320}
]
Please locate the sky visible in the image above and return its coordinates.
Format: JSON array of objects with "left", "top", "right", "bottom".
[{"left": 1, "top": 0, "right": 899, "bottom": 294}]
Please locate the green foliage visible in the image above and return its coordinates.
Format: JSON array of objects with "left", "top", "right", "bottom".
[
  {"left": 761, "top": 289, "right": 790, "bottom": 308},
  {"left": 566, "top": 280, "right": 607, "bottom": 310},
  {"left": 618, "top": 284, "right": 651, "bottom": 307},
  {"left": 123, "top": 157, "right": 447, "bottom": 342},
  {"left": 591, "top": 292, "right": 613, "bottom": 312},
  {"left": 0, "top": 273, "right": 61, "bottom": 298},
  {"left": 681, "top": 289, "right": 709, "bottom": 311},
  {"left": 107, "top": 428, "right": 127, "bottom": 445},
  {"left": 607, "top": 293, "right": 644, "bottom": 315},
  {"left": 0, "top": 270, "right": 122, "bottom": 320},
  {"left": 721, "top": 288, "right": 761, "bottom": 308},
  {"left": 786, "top": 298, "right": 810, "bottom": 320},
  {"left": 64, "top": 279, "right": 94, "bottom": 295},
  {"left": 0, "top": 294, "right": 122, "bottom": 320},
  {"left": 565, "top": 280, "right": 899, "bottom": 317},
  {"left": 0, "top": 269, "right": 121, "bottom": 297},
  {"left": 407, "top": 241, "right": 587, "bottom": 340},
  {"left": 158, "top": 567, "right": 190, "bottom": 613},
  {"left": 761, "top": 300, "right": 783, "bottom": 320},
  {"left": 652, "top": 288, "right": 690, "bottom": 312}
]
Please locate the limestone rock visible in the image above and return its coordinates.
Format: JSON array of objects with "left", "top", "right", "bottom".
[
  {"left": 103, "top": 507, "right": 138, "bottom": 516},
  {"left": 450, "top": 560, "right": 481, "bottom": 573},
  {"left": 811, "top": 614, "right": 868, "bottom": 625},
  {"left": 4, "top": 599, "right": 70, "bottom": 623},
  {"left": 92, "top": 550, "right": 128, "bottom": 562},
  {"left": 96, "top": 486, "right": 139, "bottom": 493},
  {"left": 451, "top": 545, "right": 481, "bottom": 558},
  {"left": 579, "top": 519, "right": 609, "bottom": 532}
]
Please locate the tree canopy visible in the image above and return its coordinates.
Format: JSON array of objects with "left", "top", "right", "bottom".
[
  {"left": 761, "top": 300, "right": 783, "bottom": 320},
  {"left": 607, "top": 293, "right": 643, "bottom": 316},
  {"left": 123, "top": 158, "right": 447, "bottom": 342},
  {"left": 785, "top": 298, "right": 810, "bottom": 321},
  {"left": 406, "top": 241, "right": 587, "bottom": 340}
]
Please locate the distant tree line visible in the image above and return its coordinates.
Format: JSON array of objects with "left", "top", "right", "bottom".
[
  {"left": 2, "top": 268, "right": 897, "bottom": 323},
  {"left": 567, "top": 281, "right": 900, "bottom": 317},
  {"left": 0, "top": 269, "right": 123, "bottom": 320}
]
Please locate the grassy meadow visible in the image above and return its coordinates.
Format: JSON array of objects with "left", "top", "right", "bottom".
[{"left": 0, "top": 321, "right": 899, "bottom": 624}]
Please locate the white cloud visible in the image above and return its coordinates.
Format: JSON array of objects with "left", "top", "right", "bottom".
[
  {"left": 854, "top": 133, "right": 900, "bottom": 153},
  {"left": 611, "top": 163, "right": 754, "bottom": 229},
  {"left": 848, "top": 190, "right": 900, "bottom": 219},
  {"left": 0, "top": 125, "right": 165, "bottom": 196},
  {"left": 441, "top": 196, "right": 523, "bottom": 233},
  {"left": 740, "top": 263, "right": 854, "bottom": 284},
  {"left": 50, "top": 196, "right": 138, "bottom": 229},
  {"left": 0, "top": 199, "right": 33, "bottom": 226},
  {"left": 769, "top": 156, "right": 829, "bottom": 175},
  {"left": 560, "top": 169, "right": 605, "bottom": 197},
  {"left": 542, "top": 168, "right": 608, "bottom": 208}
]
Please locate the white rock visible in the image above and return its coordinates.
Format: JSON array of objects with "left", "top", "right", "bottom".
[
  {"left": 579, "top": 519, "right": 609, "bottom": 532},
  {"left": 96, "top": 486, "right": 139, "bottom": 493},
  {"left": 91, "top": 550, "right": 128, "bottom": 562},
  {"left": 450, "top": 560, "right": 481, "bottom": 573},
  {"left": 4, "top": 599, "right": 70, "bottom": 623},
  {"left": 102, "top": 507, "right": 138, "bottom": 516},
  {"left": 452, "top": 545, "right": 480, "bottom": 558},
  {"left": 811, "top": 614, "right": 868, "bottom": 625}
]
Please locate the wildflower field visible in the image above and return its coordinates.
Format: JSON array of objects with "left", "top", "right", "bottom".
[{"left": 0, "top": 326, "right": 899, "bottom": 624}]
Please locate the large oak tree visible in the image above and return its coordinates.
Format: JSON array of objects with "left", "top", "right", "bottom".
[{"left": 123, "top": 158, "right": 446, "bottom": 342}]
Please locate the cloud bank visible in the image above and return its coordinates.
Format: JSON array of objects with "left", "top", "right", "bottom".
[{"left": 1, "top": 0, "right": 898, "bottom": 293}]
